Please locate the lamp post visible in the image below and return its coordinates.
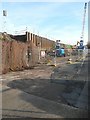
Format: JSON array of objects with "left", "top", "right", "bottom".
[{"left": 3, "top": 10, "right": 7, "bottom": 33}]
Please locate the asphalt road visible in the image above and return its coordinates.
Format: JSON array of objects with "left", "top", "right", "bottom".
[{"left": 1, "top": 54, "right": 89, "bottom": 118}]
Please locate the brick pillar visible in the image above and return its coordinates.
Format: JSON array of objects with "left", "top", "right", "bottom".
[
  {"left": 28, "top": 32, "right": 31, "bottom": 41},
  {"left": 30, "top": 33, "right": 33, "bottom": 42}
]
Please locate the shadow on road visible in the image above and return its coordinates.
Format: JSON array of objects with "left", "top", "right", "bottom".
[
  {"left": 5, "top": 58, "right": 89, "bottom": 118},
  {"left": 6, "top": 77, "right": 88, "bottom": 117}
]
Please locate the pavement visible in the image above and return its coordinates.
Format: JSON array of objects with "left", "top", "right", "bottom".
[{"left": 0, "top": 55, "right": 89, "bottom": 118}]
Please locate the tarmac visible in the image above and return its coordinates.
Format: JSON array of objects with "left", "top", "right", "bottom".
[{"left": 1, "top": 54, "right": 89, "bottom": 118}]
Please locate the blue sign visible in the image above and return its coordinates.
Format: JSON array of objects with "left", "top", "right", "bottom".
[
  {"left": 80, "top": 40, "right": 83, "bottom": 47},
  {"left": 77, "top": 40, "right": 84, "bottom": 49}
]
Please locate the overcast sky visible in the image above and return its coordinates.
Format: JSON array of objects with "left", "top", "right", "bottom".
[{"left": 0, "top": 0, "right": 88, "bottom": 45}]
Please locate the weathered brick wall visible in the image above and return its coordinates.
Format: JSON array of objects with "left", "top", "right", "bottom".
[
  {"left": 1, "top": 32, "right": 73, "bottom": 74},
  {"left": 1, "top": 32, "right": 55, "bottom": 74},
  {"left": 11, "top": 32, "right": 55, "bottom": 51}
]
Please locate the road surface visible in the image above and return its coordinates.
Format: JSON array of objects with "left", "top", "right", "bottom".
[{"left": 0, "top": 54, "right": 89, "bottom": 118}]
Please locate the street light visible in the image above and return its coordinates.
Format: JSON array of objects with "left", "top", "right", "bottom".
[{"left": 3, "top": 10, "right": 7, "bottom": 33}]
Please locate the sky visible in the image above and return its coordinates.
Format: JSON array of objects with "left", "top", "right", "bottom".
[{"left": 0, "top": 0, "right": 88, "bottom": 45}]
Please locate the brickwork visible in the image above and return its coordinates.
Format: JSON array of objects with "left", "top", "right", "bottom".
[{"left": 0, "top": 32, "right": 73, "bottom": 74}]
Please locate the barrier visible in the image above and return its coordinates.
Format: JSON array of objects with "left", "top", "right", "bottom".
[{"left": 1, "top": 40, "right": 39, "bottom": 74}]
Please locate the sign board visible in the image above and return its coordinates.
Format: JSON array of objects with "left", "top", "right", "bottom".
[
  {"left": 41, "top": 50, "right": 45, "bottom": 57},
  {"left": 80, "top": 40, "right": 83, "bottom": 47}
]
